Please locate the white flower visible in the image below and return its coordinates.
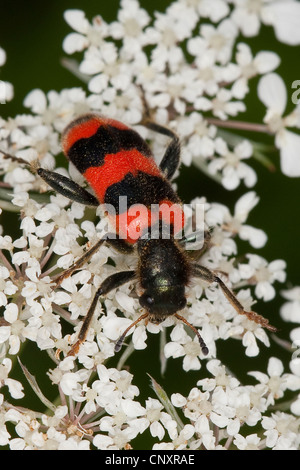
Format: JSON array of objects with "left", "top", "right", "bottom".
[
  {"left": 198, "top": 359, "right": 240, "bottom": 391},
  {"left": 0, "top": 358, "right": 24, "bottom": 399},
  {"left": 172, "top": 359, "right": 264, "bottom": 448},
  {"left": 59, "top": 369, "right": 90, "bottom": 398},
  {"left": 0, "top": 266, "right": 18, "bottom": 306},
  {"left": 206, "top": 191, "right": 267, "bottom": 249},
  {"left": 145, "top": 5, "right": 197, "bottom": 72},
  {"left": 249, "top": 357, "right": 300, "bottom": 407},
  {"left": 145, "top": 68, "right": 202, "bottom": 116},
  {"left": 164, "top": 324, "right": 204, "bottom": 371},
  {"left": 233, "top": 432, "right": 261, "bottom": 450},
  {"left": 198, "top": 18, "right": 238, "bottom": 66},
  {"left": 180, "top": 112, "right": 217, "bottom": 164},
  {"left": 94, "top": 427, "right": 138, "bottom": 449},
  {"left": 0, "top": 303, "right": 24, "bottom": 355},
  {"left": 280, "top": 287, "right": 300, "bottom": 323},
  {"left": 58, "top": 437, "right": 90, "bottom": 450},
  {"left": 81, "top": 44, "right": 128, "bottom": 92},
  {"left": 109, "top": 0, "right": 151, "bottom": 58},
  {"left": 63, "top": 9, "right": 108, "bottom": 54},
  {"left": 208, "top": 137, "right": 256, "bottom": 190},
  {"left": 195, "top": 0, "right": 230, "bottom": 23},
  {"left": 262, "top": 412, "right": 300, "bottom": 449},
  {"left": 245, "top": 254, "right": 286, "bottom": 302},
  {"left": 258, "top": 72, "right": 300, "bottom": 176},
  {"left": 231, "top": 0, "right": 300, "bottom": 45},
  {"left": 143, "top": 398, "right": 177, "bottom": 441},
  {"left": 209, "top": 88, "right": 246, "bottom": 120},
  {"left": 262, "top": 1, "right": 300, "bottom": 45},
  {"left": 232, "top": 42, "right": 280, "bottom": 99},
  {"left": 153, "top": 423, "right": 195, "bottom": 450},
  {"left": 230, "top": 191, "right": 267, "bottom": 248},
  {"left": 244, "top": 324, "right": 270, "bottom": 357},
  {"left": 93, "top": 365, "right": 140, "bottom": 404}
]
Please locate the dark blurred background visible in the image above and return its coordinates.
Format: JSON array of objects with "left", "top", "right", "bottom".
[{"left": 0, "top": 0, "right": 300, "bottom": 448}]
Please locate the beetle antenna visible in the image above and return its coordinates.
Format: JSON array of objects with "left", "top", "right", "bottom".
[
  {"left": 174, "top": 313, "right": 209, "bottom": 355},
  {"left": 114, "top": 312, "right": 149, "bottom": 352}
]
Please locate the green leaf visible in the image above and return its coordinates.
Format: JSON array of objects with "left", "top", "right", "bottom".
[
  {"left": 147, "top": 373, "right": 185, "bottom": 431},
  {"left": 18, "top": 358, "right": 56, "bottom": 413}
]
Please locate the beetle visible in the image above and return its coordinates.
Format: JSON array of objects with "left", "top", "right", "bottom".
[{"left": 4, "top": 113, "right": 276, "bottom": 356}]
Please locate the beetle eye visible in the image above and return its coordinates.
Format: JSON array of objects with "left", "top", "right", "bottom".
[
  {"left": 178, "top": 297, "right": 187, "bottom": 309},
  {"left": 139, "top": 293, "right": 155, "bottom": 310}
]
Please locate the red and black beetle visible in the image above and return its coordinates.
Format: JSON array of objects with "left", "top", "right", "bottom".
[{"left": 30, "top": 113, "right": 276, "bottom": 356}]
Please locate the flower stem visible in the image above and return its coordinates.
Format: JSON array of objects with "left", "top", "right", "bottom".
[{"left": 207, "top": 118, "right": 271, "bottom": 134}]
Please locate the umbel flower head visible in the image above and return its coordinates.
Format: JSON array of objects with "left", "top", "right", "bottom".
[{"left": 0, "top": 0, "right": 300, "bottom": 450}]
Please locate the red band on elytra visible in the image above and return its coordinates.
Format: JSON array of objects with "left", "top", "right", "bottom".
[
  {"left": 83, "top": 150, "right": 161, "bottom": 202},
  {"left": 62, "top": 115, "right": 130, "bottom": 155}
]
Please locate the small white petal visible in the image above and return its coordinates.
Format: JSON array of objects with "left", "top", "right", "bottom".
[
  {"left": 8, "top": 336, "right": 20, "bottom": 355},
  {"left": 59, "top": 372, "right": 79, "bottom": 395},
  {"left": 4, "top": 303, "right": 18, "bottom": 323},
  {"left": 265, "top": 429, "right": 279, "bottom": 448},
  {"left": 63, "top": 33, "right": 89, "bottom": 54},
  {"left": 115, "top": 291, "right": 136, "bottom": 314},
  {"left": 12, "top": 251, "right": 30, "bottom": 266},
  {"left": 171, "top": 393, "right": 187, "bottom": 407},
  {"left": 93, "top": 434, "right": 114, "bottom": 450},
  {"left": 102, "top": 315, "right": 132, "bottom": 341},
  {"left": 0, "top": 292, "right": 7, "bottom": 307},
  {"left": 258, "top": 73, "right": 287, "bottom": 114},
  {"left": 0, "top": 47, "right": 6, "bottom": 66},
  {"left": 183, "top": 354, "right": 201, "bottom": 371},
  {"left": 5, "top": 378, "right": 24, "bottom": 399},
  {"left": 23, "top": 89, "right": 47, "bottom": 113},
  {"left": 13, "top": 237, "right": 28, "bottom": 249},
  {"left": 210, "top": 411, "right": 228, "bottom": 428},
  {"left": 291, "top": 397, "right": 300, "bottom": 416},
  {"left": 35, "top": 207, "right": 53, "bottom": 222},
  {"left": 9, "top": 439, "right": 26, "bottom": 450},
  {"left": 255, "top": 281, "right": 275, "bottom": 301},
  {"left": 0, "top": 326, "right": 10, "bottom": 343},
  {"left": 121, "top": 399, "right": 145, "bottom": 418},
  {"left": 227, "top": 418, "right": 241, "bottom": 436},
  {"left": 239, "top": 225, "right": 267, "bottom": 248},
  {"left": 64, "top": 9, "right": 90, "bottom": 33},
  {"left": 0, "top": 426, "right": 10, "bottom": 446},
  {"left": 150, "top": 421, "right": 165, "bottom": 440},
  {"left": 263, "top": 2, "right": 300, "bottom": 45},
  {"left": 222, "top": 166, "right": 240, "bottom": 190},
  {"left": 267, "top": 357, "right": 284, "bottom": 377},
  {"left": 132, "top": 325, "right": 147, "bottom": 350},
  {"left": 0, "top": 266, "right": 9, "bottom": 278},
  {"left": 0, "top": 81, "right": 13, "bottom": 102},
  {"left": 235, "top": 191, "right": 259, "bottom": 220},
  {"left": 20, "top": 217, "right": 36, "bottom": 234},
  {"left": 164, "top": 341, "right": 185, "bottom": 358},
  {"left": 254, "top": 51, "right": 281, "bottom": 74},
  {"left": 277, "top": 130, "right": 300, "bottom": 177},
  {"left": 243, "top": 331, "right": 259, "bottom": 357}
]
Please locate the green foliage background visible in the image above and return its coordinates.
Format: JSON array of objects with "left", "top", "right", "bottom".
[{"left": 0, "top": 0, "right": 300, "bottom": 448}]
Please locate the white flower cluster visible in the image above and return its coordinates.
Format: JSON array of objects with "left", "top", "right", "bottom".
[
  {"left": 0, "top": 0, "right": 300, "bottom": 450},
  {"left": 169, "top": 358, "right": 300, "bottom": 450},
  {"left": 61, "top": 0, "right": 300, "bottom": 181}
]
